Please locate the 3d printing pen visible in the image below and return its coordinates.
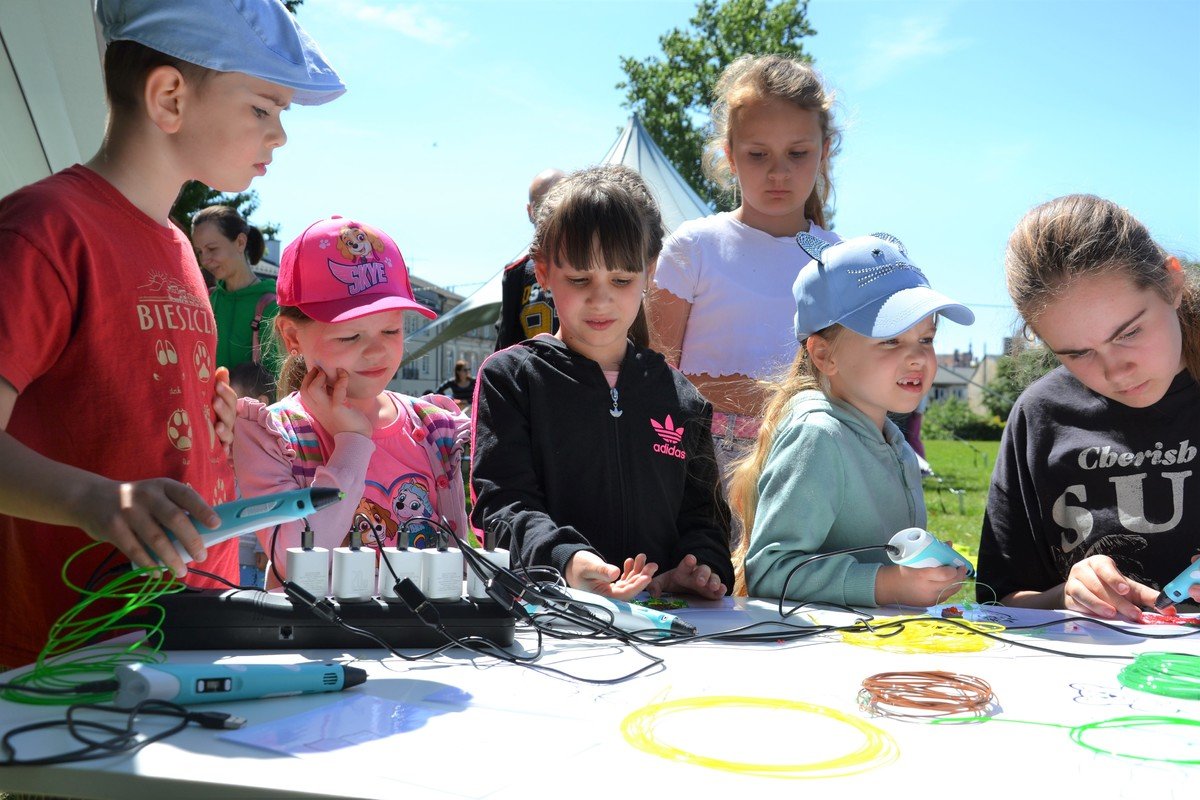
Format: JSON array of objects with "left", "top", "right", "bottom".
[
  {"left": 535, "top": 585, "right": 696, "bottom": 636},
  {"left": 887, "top": 527, "right": 975, "bottom": 577},
  {"left": 162, "top": 486, "right": 344, "bottom": 564},
  {"left": 113, "top": 661, "right": 367, "bottom": 707},
  {"left": 1154, "top": 560, "right": 1200, "bottom": 610}
]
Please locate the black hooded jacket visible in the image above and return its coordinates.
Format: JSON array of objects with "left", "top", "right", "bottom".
[{"left": 470, "top": 335, "right": 734, "bottom": 590}]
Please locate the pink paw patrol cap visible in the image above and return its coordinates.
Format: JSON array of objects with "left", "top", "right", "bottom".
[{"left": 277, "top": 216, "right": 437, "bottom": 323}]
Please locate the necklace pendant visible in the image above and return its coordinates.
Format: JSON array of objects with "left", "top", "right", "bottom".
[{"left": 610, "top": 408, "right": 623, "bottom": 418}]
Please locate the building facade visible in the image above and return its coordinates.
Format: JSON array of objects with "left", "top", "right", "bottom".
[{"left": 390, "top": 276, "right": 493, "bottom": 399}]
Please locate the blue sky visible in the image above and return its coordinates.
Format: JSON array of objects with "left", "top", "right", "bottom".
[{"left": 251, "top": 0, "right": 1200, "bottom": 357}]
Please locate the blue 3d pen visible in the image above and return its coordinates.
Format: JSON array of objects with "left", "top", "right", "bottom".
[
  {"left": 161, "top": 486, "right": 343, "bottom": 564},
  {"left": 886, "top": 527, "right": 975, "bottom": 577},
  {"left": 533, "top": 585, "right": 696, "bottom": 636},
  {"left": 113, "top": 661, "right": 367, "bottom": 707},
  {"left": 1154, "top": 560, "right": 1200, "bottom": 610}
]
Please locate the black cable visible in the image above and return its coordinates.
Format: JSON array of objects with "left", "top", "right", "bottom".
[
  {"left": 186, "top": 567, "right": 257, "bottom": 592},
  {"left": 776, "top": 544, "right": 899, "bottom": 620},
  {"left": 372, "top": 518, "right": 668, "bottom": 683},
  {"left": 0, "top": 700, "right": 244, "bottom": 767}
]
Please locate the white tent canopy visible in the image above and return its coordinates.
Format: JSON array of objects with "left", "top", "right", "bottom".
[
  {"left": 400, "top": 115, "right": 712, "bottom": 365},
  {"left": 0, "top": 2, "right": 106, "bottom": 198}
]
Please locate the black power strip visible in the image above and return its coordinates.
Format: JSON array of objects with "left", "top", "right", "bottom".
[{"left": 150, "top": 589, "right": 516, "bottom": 650}]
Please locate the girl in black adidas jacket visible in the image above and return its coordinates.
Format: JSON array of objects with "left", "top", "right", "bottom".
[{"left": 470, "top": 167, "right": 733, "bottom": 601}]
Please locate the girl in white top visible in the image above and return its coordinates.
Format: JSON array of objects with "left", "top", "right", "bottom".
[{"left": 650, "top": 54, "right": 842, "bottom": 463}]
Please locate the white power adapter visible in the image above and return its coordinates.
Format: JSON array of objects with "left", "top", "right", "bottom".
[
  {"left": 466, "top": 548, "right": 510, "bottom": 600},
  {"left": 331, "top": 546, "right": 375, "bottom": 602},
  {"left": 378, "top": 546, "right": 423, "bottom": 600},
  {"left": 286, "top": 528, "right": 329, "bottom": 599},
  {"left": 420, "top": 547, "right": 463, "bottom": 601}
]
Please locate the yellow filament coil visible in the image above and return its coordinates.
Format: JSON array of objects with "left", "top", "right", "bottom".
[
  {"left": 838, "top": 616, "right": 1004, "bottom": 654},
  {"left": 621, "top": 696, "right": 898, "bottom": 778}
]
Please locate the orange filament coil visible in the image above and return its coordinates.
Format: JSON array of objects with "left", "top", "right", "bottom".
[{"left": 859, "top": 671, "right": 996, "bottom": 720}]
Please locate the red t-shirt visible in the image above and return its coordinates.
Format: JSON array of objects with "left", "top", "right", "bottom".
[{"left": 0, "top": 166, "right": 237, "bottom": 666}]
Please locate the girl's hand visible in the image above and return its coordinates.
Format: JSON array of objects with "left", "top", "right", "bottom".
[
  {"left": 212, "top": 366, "right": 236, "bottom": 456},
  {"left": 1064, "top": 555, "right": 1160, "bottom": 621},
  {"left": 300, "top": 366, "right": 371, "bottom": 438},
  {"left": 875, "top": 564, "right": 967, "bottom": 608},
  {"left": 566, "top": 551, "right": 657, "bottom": 601},
  {"left": 71, "top": 475, "right": 221, "bottom": 579},
  {"left": 647, "top": 553, "right": 726, "bottom": 599}
]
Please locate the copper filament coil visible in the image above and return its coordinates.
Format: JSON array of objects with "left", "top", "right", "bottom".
[{"left": 859, "top": 670, "right": 995, "bottom": 719}]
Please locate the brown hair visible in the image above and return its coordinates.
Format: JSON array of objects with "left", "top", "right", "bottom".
[
  {"left": 192, "top": 205, "right": 266, "bottom": 265},
  {"left": 103, "top": 40, "right": 213, "bottom": 116},
  {"left": 530, "top": 165, "right": 662, "bottom": 349},
  {"left": 704, "top": 54, "right": 840, "bottom": 228},
  {"left": 1006, "top": 194, "right": 1200, "bottom": 380},
  {"left": 729, "top": 325, "right": 844, "bottom": 595}
]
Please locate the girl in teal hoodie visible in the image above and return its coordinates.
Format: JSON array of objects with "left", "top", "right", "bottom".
[{"left": 732, "top": 233, "right": 974, "bottom": 607}]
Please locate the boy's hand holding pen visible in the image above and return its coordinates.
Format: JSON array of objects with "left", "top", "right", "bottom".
[{"left": 79, "top": 477, "right": 221, "bottom": 578}]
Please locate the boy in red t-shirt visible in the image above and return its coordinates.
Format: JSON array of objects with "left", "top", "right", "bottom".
[{"left": 0, "top": 0, "right": 344, "bottom": 667}]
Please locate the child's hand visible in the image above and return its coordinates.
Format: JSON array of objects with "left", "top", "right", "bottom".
[
  {"left": 212, "top": 366, "right": 236, "bottom": 456},
  {"left": 1064, "top": 555, "right": 1160, "bottom": 621},
  {"left": 647, "top": 553, "right": 726, "bottom": 599},
  {"left": 73, "top": 476, "right": 221, "bottom": 579},
  {"left": 875, "top": 564, "right": 967, "bottom": 608},
  {"left": 300, "top": 366, "right": 371, "bottom": 438},
  {"left": 566, "top": 551, "right": 658, "bottom": 601}
]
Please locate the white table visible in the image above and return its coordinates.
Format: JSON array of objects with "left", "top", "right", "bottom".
[{"left": 2, "top": 599, "right": 1198, "bottom": 799}]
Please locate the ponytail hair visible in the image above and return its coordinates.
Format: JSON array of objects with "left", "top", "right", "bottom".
[
  {"left": 192, "top": 204, "right": 266, "bottom": 265},
  {"left": 730, "top": 326, "right": 842, "bottom": 595},
  {"left": 273, "top": 305, "right": 311, "bottom": 396},
  {"left": 1006, "top": 194, "right": 1200, "bottom": 380},
  {"left": 531, "top": 165, "right": 663, "bottom": 350}
]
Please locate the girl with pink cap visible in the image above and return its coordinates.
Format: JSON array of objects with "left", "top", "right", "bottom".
[{"left": 232, "top": 216, "right": 470, "bottom": 583}]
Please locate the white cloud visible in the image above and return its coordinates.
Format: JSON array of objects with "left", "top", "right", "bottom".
[
  {"left": 328, "top": 1, "right": 465, "bottom": 47},
  {"left": 852, "top": 15, "right": 969, "bottom": 90}
]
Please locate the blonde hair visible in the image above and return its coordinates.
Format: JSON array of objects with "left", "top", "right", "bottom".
[
  {"left": 273, "top": 305, "right": 312, "bottom": 397},
  {"left": 1006, "top": 194, "right": 1200, "bottom": 381},
  {"left": 531, "top": 165, "right": 662, "bottom": 349},
  {"left": 729, "top": 325, "right": 843, "bottom": 595},
  {"left": 704, "top": 54, "right": 840, "bottom": 228}
]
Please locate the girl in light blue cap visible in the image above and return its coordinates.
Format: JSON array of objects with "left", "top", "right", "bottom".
[{"left": 730, "top": 233, "right": 975, "bottom": 607}]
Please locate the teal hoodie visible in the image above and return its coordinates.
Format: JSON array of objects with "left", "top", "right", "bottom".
[
  {"left": 209, "top": 278, "right": 280, "bottom": 374},
  {"left": 744, "top": 390, "right": 926, "bottom": 606}
]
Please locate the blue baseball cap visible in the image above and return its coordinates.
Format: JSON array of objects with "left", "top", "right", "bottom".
[
  {"left": 793, "top": 232, "right": 974, "bottom": 340},
  {"left": 95, "top": 0, "right": 345, "bottom": 106}
]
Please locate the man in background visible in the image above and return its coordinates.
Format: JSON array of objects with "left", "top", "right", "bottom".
[{"left": 494, "top": 168, "right": 565, "bottom": 350}]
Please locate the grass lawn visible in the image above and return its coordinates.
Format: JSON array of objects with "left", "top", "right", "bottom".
[{"left": 921, "top": 439, "right": 1000, "bottom": 601}]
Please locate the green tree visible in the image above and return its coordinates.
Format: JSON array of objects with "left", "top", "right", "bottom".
[
  {"left": 617, "top": 0, "right": 816, "bottom": 211},
  {"left": 981, "top": 348, "right": 1058, "bottom": 421},
  {"left": 924, "top": 397, "right": 1004, "bottom": 441},
  {"left": 169, "top": 183, "right": 275, "bottom": 238}
]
